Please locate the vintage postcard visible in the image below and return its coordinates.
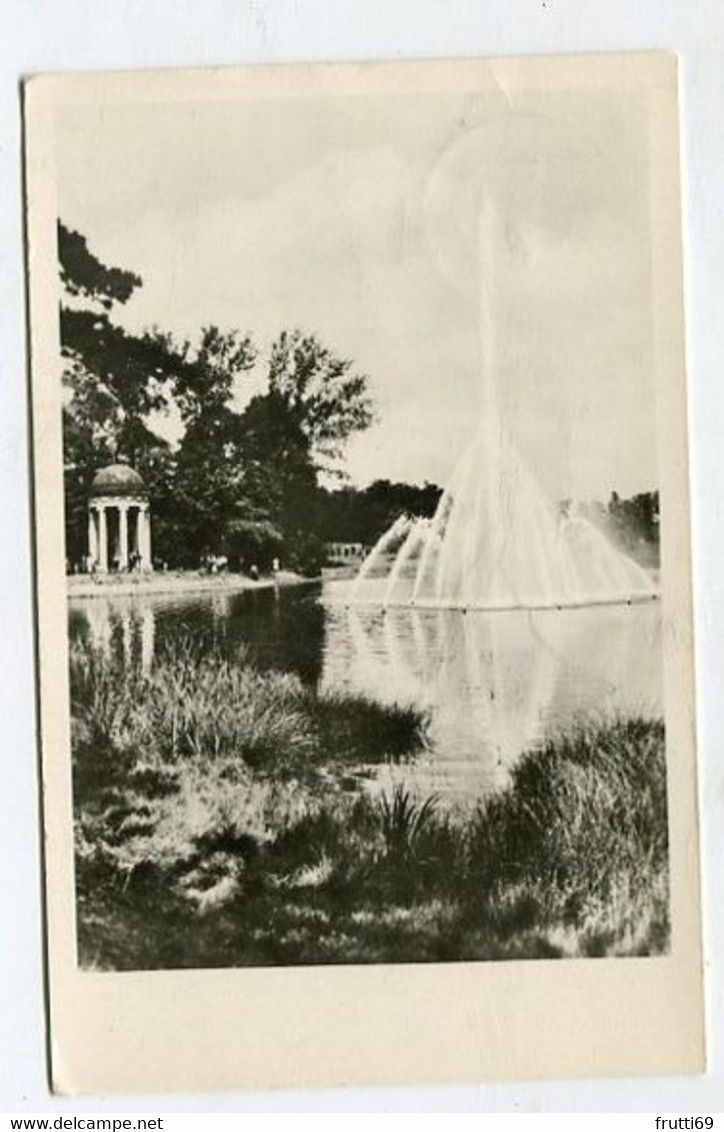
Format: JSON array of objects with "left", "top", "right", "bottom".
[{"left": 24, "top": 53, "right": 704, "bottom": 1093}]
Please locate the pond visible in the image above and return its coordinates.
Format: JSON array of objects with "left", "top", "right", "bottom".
[{"left": 68, "top": 579, "right": 663, "bottom": 805}]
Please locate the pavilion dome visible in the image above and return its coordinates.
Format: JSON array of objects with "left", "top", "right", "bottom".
[{"left": 90, "top": 463, "right": 148, "bottom": 498}]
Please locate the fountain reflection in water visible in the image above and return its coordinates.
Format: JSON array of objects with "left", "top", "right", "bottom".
[{"left": 321, "top": 594, "right": 662, "bottom": 802}]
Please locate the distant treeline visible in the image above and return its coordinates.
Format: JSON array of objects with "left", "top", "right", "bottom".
[
  {"left": 318, "top": 482, "right": 659, "bottom": 565},
  {"left": 316, "top": 480, "right": 443, "bottom": 548},
  {"left": 574, "top": 491, "right": 660, "bottom": 568}
]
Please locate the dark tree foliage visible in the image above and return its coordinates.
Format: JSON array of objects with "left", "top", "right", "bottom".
[
  {"left": 172, "top": 325, "right": 256, "bottom": 424},
  {"left": 61, "top": 310, "right": 176, "bottom": 434},
  {"left": 62, "top": 408, "right": 108, "bottom": 567},
  {"left": 573, "top": 491, "right": 660, "bottom": 569},
  {"left": 224, "top": 519, "right": 284, "bottom": 573},
  {"left": 58, "top": 221, "right": 141, "bottom": 307},
  {"left": 268, "top": 329, "right": 374, "bottom": 471},
  {"left": 237, "top": 391, "right": 324, "bottom": 574},
  {"left": 607, "top": 490, "right": 660, "bottom": 565},
  {"left": 164, "top": 327, "right": 257, "bottom": 562},
  {"left": 170, "top": 412, "right": 245, "bottom": 559}
]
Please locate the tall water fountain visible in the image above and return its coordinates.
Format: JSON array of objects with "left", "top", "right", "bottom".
[{"left": 350, "top": 199, "right": 657, "bottom": 612}]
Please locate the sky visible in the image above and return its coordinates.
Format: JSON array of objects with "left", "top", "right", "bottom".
[{"left": 56, "top": 82, "right": 658, "bottom": 501}]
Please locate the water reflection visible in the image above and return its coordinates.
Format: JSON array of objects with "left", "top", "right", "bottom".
[
  {"left": 69, "top": 585, "right": 326, "bottom": 684},
  {"left": 68, "top": 583, "right": 662, "bottom": 804},
  {"left": 320, "top": 594, "right": 661, "bottom": 799},
  {"left": 70, "top": 597, "right": 158, "bottom": 672}
]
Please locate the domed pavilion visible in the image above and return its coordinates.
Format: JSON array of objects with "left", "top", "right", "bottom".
[{"left": 88, "top": 463, "right": 152, "bottom": 573}]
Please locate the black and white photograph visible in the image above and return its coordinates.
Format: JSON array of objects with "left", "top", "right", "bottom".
[{"left": 24, "top": 53, "right": 704, "bottom": 1091}]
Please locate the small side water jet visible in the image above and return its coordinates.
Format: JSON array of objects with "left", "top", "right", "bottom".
[{"left": 349, "top": 198, "right": 658, "bottom": 612}]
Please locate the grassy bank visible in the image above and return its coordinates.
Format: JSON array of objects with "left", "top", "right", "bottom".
[{"left": 71, "top": 641, "right": 668, "bottom": 969}]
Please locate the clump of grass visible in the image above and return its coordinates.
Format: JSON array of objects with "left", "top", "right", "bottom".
[
  {"left": 379, "top": 788, "right": 438, "bottom": 857},
  {"left": 69, "top": 638, "right": 668, "bottom": 970},
  {"left": 464, "top": 717, "right": 668, "bottom": 954},
  {"left": 71, "top": 638, "right": 426, "bottom": 780}
]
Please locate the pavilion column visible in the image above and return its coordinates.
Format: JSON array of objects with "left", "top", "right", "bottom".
[
  {"left": 138, "top": 507, "right": 146, "bottom": 568},
  {"left": 118, "top": 503, "right": 129, "bottom": 571},
  {"left": 98, "top": 505, "right": 108, "bottom": 572},
  {"left": 87, "top": 508, "right": 97, "bottom": 566},
  {"left": 146, "top": 508, "right": 153, "bottom": 570},
  {"left": 140, "top": 505, "right": 153, "bottom": 571}
]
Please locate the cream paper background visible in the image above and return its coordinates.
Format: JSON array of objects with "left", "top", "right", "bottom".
[{"left": 24, "top": 53, "right": 703, "bottom": 1094}]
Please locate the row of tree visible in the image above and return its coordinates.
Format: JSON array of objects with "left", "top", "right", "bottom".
[{"left": 60, "top": 222, "right": 374, "bottom": 573}]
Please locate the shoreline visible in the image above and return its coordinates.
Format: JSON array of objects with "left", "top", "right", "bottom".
[{"left": 67, "top": 570, "right": 319, "bottom": 601}]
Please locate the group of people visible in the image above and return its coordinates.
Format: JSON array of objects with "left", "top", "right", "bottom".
[
  {"left": 200, "top": 552, "right": 229, "bottom": 575},
  {"left": 198, "top": 552, "right": 280, "bottom": 581},
  {"left": 68, "top": 550, "right": 281, "bottom": 579}
]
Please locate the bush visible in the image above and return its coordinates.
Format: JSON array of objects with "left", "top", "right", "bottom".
[
  {"left": 224, "top": 518, "right": 284, "bottom": 573},
  {"left": 277, "top": 529, "right": 324, "bottom": 577}
]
